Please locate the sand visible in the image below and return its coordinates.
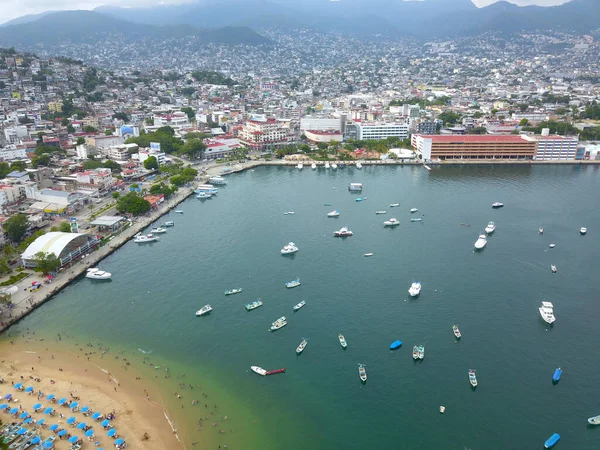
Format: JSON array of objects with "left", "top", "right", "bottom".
[{"left": 0, "top": 341, "right": 185, "bottom": 450}]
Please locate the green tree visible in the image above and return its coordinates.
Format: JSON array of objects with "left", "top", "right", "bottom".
[
  {"left": 102, "top": 160, "right": 122, "bottom": 173},
  {"left": 3, "top": 214, "right": 29, "bottom": 243},
  {"left": 519, "top": 118, "right": 529, "bottom": 126},
  {"left": 67, "top": 125, "right": 75, "bottom": 133},
  {"left": 61, "top": 117, "right": 69, "bottom": 126},
  {"left": 179, "top": 139, "right": 206, "bottom": 159},
  {"left": 10, "top": 161, "right": 27, "bottom": 172},
  {"left": 438, "top": 111, "right": 461, "bottom": 126},
  {"left": 83, "top": 125, "right": 97, "bottom": 133},
  {"left": 112, "top": 192, "right": 120, "bottom": 199},
  {"left": 76, "top": 137, "right": 86, "bottom": 145},
  {"left": 555, "top": 107, "right": 567, "bottom": 116},
  {"left": 116, "top": 192, "right": 151, "bottom": 215},
  {"left": 469, "top": 127, "right": 488, "bottom": 135},
  {"left": 144, "top": 156, "right": 159, "bottom": 170},
  {"left": 0, "top": 259, "right": 11, "bottom": 276},
  {"left": 58, "top": 221, "right": 72, "bottom": 233},
  {"left": 83, "top": 160, "right": 103, "bottom": 170},
  {"left": 0, "top": 162, "right": 11, "bottom": 179},
  {"left": 31, "top": 154, "right": 50, "bottom": 168},
  {"left": 32, "top": 251, "right": 61, "bottom": 274},
  {"left": 180, "top": 107, "right": 195, "bottom": 120},
  {"left": 105, "top": 129, "right": 113, "bottom": 136},
  {"left": 112, "top": 112, "right": 129, "bottom": 122}
]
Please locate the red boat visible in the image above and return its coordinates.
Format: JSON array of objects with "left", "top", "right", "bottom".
[{"left": 266, "top": 368, "right": 286, "bottom": 376}]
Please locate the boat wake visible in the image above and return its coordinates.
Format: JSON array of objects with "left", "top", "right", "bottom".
[{"left": 138, "top": 348, "right": 153, "bottom": 354}]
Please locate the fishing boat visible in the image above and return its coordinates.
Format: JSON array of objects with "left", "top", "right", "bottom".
[
  {"left": 492, "top": 202, "right": 504, "bottom": 208},
  {"left": 413, "top": 345, "right": 419, "bottom": 360},
  {"left": 552, "top": 367, "right": 562, "bottom": 383},
  {"left": 390, "top": 340, "right": 402, "bottom": 350},
  {"left": 474, "top": 234, "right": 487, "bottom": 250},
  {"left": 539, "top": 227, "right": 544, "bottom": 234},
  {"left": 195, "top": 305, "right": 212, "bottom": 316},
  {"left": 151, "top": 227, "right": 167, "bottom": 234},
  {"left": 297, "top": 163, "right": 303, "bottom": 170},
  {"left": 270, "top": 316, "right": 287, "bottom": 331},
  {"left": 338, "top": 334, "right": 347, "bottom": 348},
  {"left": 375, "top": 210, "right": 387, "bottom": 215},
  {"left": 134, "top": 233, "right": 159, "bottom": 243},
  {"left": 164, "top": 221, "right": 175, "bottom": 227},
  {"left": 383, "top": 218, "right": 400, "bottom": 227},
  {"left": 408, "top": 282, "right": 421, "bottom": 297},
  {"left": 250, "top": 366, "right": 266, "bottom": 376},
  {"left": 327, "top": 210, "right": 340, "bottom": 217},
  {"left": 334, "top": 226, "right": 353, "bottom": 237},
  {"left": 551, "top": 265, "right": 557, "bottom": 273},
  {"left": 390, "top": 203, "right": 400, "bottom": 208},
  {"left": 209, "top": 176, "right": 227, "bottom": 185},
  {"left": 364, "top": 253, "right": 374, "bottom": 257},
  {"left": 539, "top": 301, "right": 556, "bottom": 324},
  {"left": 311, "top": 163, "right": 317, "bottom": 170},
  {"left": 296, "top": 339, "right": 307, "bottom": 354},
  {"left": 410, "top": 208, "right": 418, "bottom": 213},
  {"left": 453, "top": 325, "right": 461, "bottom": 339},
  {"left": 580, "top": 227, "right": 587, "bottom": 235},
  {"left": 587, "top": 415, "right": 600, "bottom": 425},
  {"left": 196, "top": 192, "right": 212, "bottom": 199},
  {"left": 266, "top": 368, "right": 286, "bottom": 375},
  {"left": 469, "top": 369, "right": 477, "bottom": 387},
  {"left": 410, "top": 218, "right": 422, "bottom": 222},
  {"left": 418, "top": 345, "right": 425, "bottom": 360},
  {"left": 484, "top": 221, "right": 496, "bottom": 234},
  {"left": 86, "top": 268, "right": 111, "bottom": 280},
  {"left": 293, "top": 300, "right": 306, "bottom": 311},
  {"left": 224, "top": 288, "right": 242, "bottom": 295},
  {"left": 544, "top": 433, "right": 560, "bottom": 448},
  {"left": 285, "top": 278, "right": 301, "bottom": 288},
  {"left": 245, "top": 300, "right": 263, "bottom": 311},
  {"left": 356, "top": 162, "right": 363, "bottom": 169},
  {"left": 175, "top": 210, "right": 184, "bottom": 214},
  {"left": 281, "top": 242, "right": 299, "bottom": 255},
  {"left": 325, "top": 162, "right": 330, "bottom": 169},
  {"left": 358, "top": 364, "right": 367, "bottom": 382}
]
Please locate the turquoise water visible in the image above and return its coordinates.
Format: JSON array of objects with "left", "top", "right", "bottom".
[{"left": 5, "top": 164, "right": 600, "bottom": 449}]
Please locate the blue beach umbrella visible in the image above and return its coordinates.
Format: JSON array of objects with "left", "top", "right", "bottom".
[
  {"left": 114, "top": 438, "right": 125, "bottom": 445},
  {"left": 100, "top": 420, "right": 110, "bottom": 428},
  {"left": 36, "top": 419, "right": 45, "bottom": 425},
  {"left": 49, "top": 424, "right": 58, "bottom": 431},
  {"left": 57, "top": 398, "right": 66, "bottom": 405},
  {"left": 19, "top": 412, "right": 29, "bottom": 419},
  {"left": 31, "top": 437, "right": 41, "bottom": 445},
  {"left": 68, "top": 436, "right": 78, "bottom": 444},
  {"left": 91, "top": 412, "right": 101, "bottom": 420},
  {"left": 67, "top": 417, "right": 76, "bottom": 425},
  {"left": 77, "top": 422, "right": 86, "bottom": 429},
  {"left": 85, "top": 429, "right": 94, "bottom": 437},
  {"left": 43, "top": 442, "right": 53, "bottom": 449},
  {"left": 14, "top": 383, "right": 22, "bottom": 389},
  {"left": 33, "top": 403, "right": 42, "bottom": 410},
  {"left": 107, "top": 428, "right": 116, "bottom": 437},
  {"left": 0, "top": 403, "right": 7, "bottom": 409},
  {"left": 24, "top": 418, "right": 33, "bottom": 424},
  {"left": 69, "top": 402, "right": 78, "bottom": 409},
  {"left": 80, "top": 406, "right": 89, "bottom": 413},
  {"left": 46, "top": 394, "right": 55, "bottom": 401},
  {"left": 9, "top": 407, "right": 18, "bottom": 415},
  {"left": 4, "top": 393, "right": 12, "bottom": 399},
  {"left": 25, "top": 386, "right": 34, "bottom": 393},
  {"left": 16, "top": 428, "right": 27, "bottom": 435},
  {"left": 57, "top": 430, "right": 67, "bottom": 437},
  {"left": 43, "top": 407, "right": 53, "bottom": 414}
]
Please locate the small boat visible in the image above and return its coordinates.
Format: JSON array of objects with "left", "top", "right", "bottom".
[
  {"left": 390, "top": 203, "right": 400, "bottom": 208},
  {"left": 587, "top": 415, "right": 600, "bottom": 425},
  {"left": 408, "top": 282, "right": 421, "bottom": 297},
  {"left": 384, "top": 218, "right": 400, "bottom": 227},
  {"left": 245, "top": 300, "right": 263, "bottom": 311},
  {"left": 539, "top": 301, "right": 556, "bottom": 325},
  {"left": 580, "top": 227, "right": 587, "bottom": 235},
  {"left": 549, "top": 243, "right": 556, "bottom": 248},
  {"left": 544, "top": 433, "right": 560, "bottom": 449},
  {"left": 164, "top": 221, "right": 175, "bottom": 227},
  {"left": 355, "top": 197, "right": 362, "bottom": 202},
  {"left": 293, "top": 300, "right": 306, "bottom": 311},
  {"left": 209, "top": 176, "right": 227, "bottom": 185},
  {"left": 281, "top": 242, "right": 299, "bottom": 254},
  {"left": 375, "top": 210, "right": 387, "bottom": 215},
  {"left": 251, "top": 366, "right": 267, "bottom": 376},
  {"left": 412, "top": 345, "right": 419, "bottom": 360},
  {"left": 324, "top": 203, "right": 332, "bottom": 206},
  {"left": 474, "top": 234, "right": 487, "bottom": 250},
  {"left": 469, "top": 369, "right": 477, "bottom": 387},
  {"left": 134, "top": 233, "right": 159, "bottom": 243},
  {"left": 196, "top": 185, "right": 218, "bottom": 195},
  {"left": 418, "top": 345, "right": 424, "bottom": 360},
  {"left": 348, "top": 183, "right": 363, "bottom": 192},
  {"left": 356, "top": 162, "right": 363, "bottom": 169},
  {"left": 286, "top": 211, "right": 296, "bottom": 215},
  {"left": 358, "top": 364, "right": 367, "bottom": 382},
  {"left": 327, "top": 210, "right": 340, "bottom": 217},
  {"left": 175, "top": 210, "right": 184, "bottom": 214},
  {"left": 297, "top": 163, "right": 303, "bottom": 170},
  {"left": 325, "top": 162, "right": 330, "bottom": 169},
  {"left": 453, "top": 325, "right": 461, "bottom": 339},
  {"left": 331, "top": 163, "right": 338, "bottom": 170},
  {"left": 195, "top": 305, "right": 212, "bottom": 316},
  {"left": 551, "top": 265, "right": 557, "bottom": 273},
  {"left": 224, "top": 288, "right": 242, "bottom": 295},
  {"left": 266, "top": 368, "right": 286, "bottom": 375},
  {"left": 311, "top": 163, "right": 317, "bottom": 170},
  {"left": 86, "top": 268, "right": 111, "bottom": 280},
  {"left": 484, "top": 221, "right": 495, "bottom": 234},
  {"left": 410, "top": 208, "right": 418, "bottom": 213},
  {"left": 270, "top": 316, "right": 287, "bottom": 331},
  {"left": 390, "top": 340, "right": 402, "bottom": 350},
  {"left": 151, "top": 227, "right": 167, "bottom": 233},
  {"left": 410, "top": 218, "right": 422, "bottom": 222},
  {"left": 539, "top": 227, "right": 544, "bottom": 234},
  {"left": 364, "top": 253, "right": 374, "bottom": 257},
  {"left": 196, "top": 192, "right": 212, "bottom": 199},
  {"left": 296, "top": 339, "right": 307, "bottom": 354},
  {"left": 334, "top": 226, "right": 353, "bottom": 237},
  {"left": 439, "top": 406, "right": 446, "bottom": 413},
  {"left": 491, "top": 202, "right": 504, "bottom": 208},
  {"left": 338, "top": 334, "right": 347, "bottom": 348},
  {"left": 285, "top": 278, "right": 301, "bottom": 288},
  {"left": 552, "top": 367, "right": 562, "bottom": 383}
]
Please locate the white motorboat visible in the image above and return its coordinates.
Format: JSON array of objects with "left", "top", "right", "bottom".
[
  {"left": 408, "top": 282, "right": 421, "bottom": 297},
  {"left": 580, "top": 227, "right": 587, "bottom": 235},
  {"left": 251, "top": 366, "right": 267, "bottom": 376},
  {"left": 197, "top": 192, "right": 212, "bottom": 199},
  {"left": 358, "top": 364, "right": 367, "bottom": 382},
  {"left": 297, "top": 163, "right": 303, "bottom": 170},
  {"left": 175, "top": 210, "right": 184, "bottom": 214},
  {"left": 134, "top": 233, "right": 159, "bottom": 243},
  {"left": 151, "top": 227, "right": 167, "bottom": 234},
  {"left": 293, "top": 300, "right": 306, "bottom": 311},
  {"left": 197, "top": 185, "right": 218, "bottom": 194},
  {"left": 164, "top": 221, "right": 174, "bottom": 227},
  {"left": 285, "top": 278, "right": 301, "bottom": 288},
  {"left": 196, "top": 304, "right": 212, "bottom": 316},
  {"left": 469, "top": 369, "right": 478, "bottom": 388},
  {"left": 356, "top": 162, "right": 363, "bottom": 169},
  {"left": 245, "top": 300, "right": 263, "bottom": 311},
  {"left": 86, "top": 268, "right": 111, "bottom": 280},
  {"left": 296, "top": 339, "right": 308, "bottom": 354},
  {"left": 383, "top": 218, "right": 400, "bottom": 227},
  {"left": 539, "top": 227, "right": 544, "bottom": 234},
  {"left": 491, "top": 202, "right": 504, "bottom": 208},
  {"left": 484, "top": 221, "right": 496, "bottom": 234},
  {"left": 270, "top": 316, "right": 287, "bottom": 331},
  {"left": 375, "top": 210, "right": 387, "bottom": 215},
  {"left": 410, "top": 208, "right": 418, "bottom": 213},
  {"left": 311, "top": 163, "right": 317, "bottom": 170},
  {"left": 224, "top": 288, "right": 243, "bottom": 295},
  {"left": 338, "top": 334, "right": 347, "bottom": 348},
  {"left": 325, "top": 162, "right": 330, "bottom": 169},
  {"left": 474, "top": 234, "right": 487, "bottom": 250},
  {"left": 364, "top": 253, "right": 374, "bottom": 257},
  {"left": 348, "top": 183, "right": 363, "bottom": 192},
  {"left": 209, "top": 176, "right": 227, "bottom": 185},
  {"left": 551, "top": 265, "right": 557, "bottom": 273},
  {"left": 334, "top": 226, "right": 353, "bottom": 237},
  {"left": 539, "top": 301, "right": 555, "bottom": 324},
  {"left": 281, "top": 242, "right": 299, "bottom": 255},
  {"left": 390, "top": 203, "right": 400, "bottom": 208},
  {"left": 327, "top": 210, "right": 340, "bottom": 217},
  {"left": 549, "top": 243, "right": 556, "bottom": 248},
  {"left": 331, "top": 163, "right": 338, "bottom": 170}
]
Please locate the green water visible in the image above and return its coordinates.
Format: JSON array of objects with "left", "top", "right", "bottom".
[{"left": 5, "top": 164, "right": 600, "bottom": 449}]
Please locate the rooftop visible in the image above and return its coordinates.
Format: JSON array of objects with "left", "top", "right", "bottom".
[
  {"left": 90, "top": 216, "right": 125, "bottom": 227},
  {"left": 417, "top": 135, "right": 530, "bottom": 143}
]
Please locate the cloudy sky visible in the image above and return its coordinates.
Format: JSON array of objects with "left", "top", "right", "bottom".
[{"left": 0, "top": 0, "right": 573, "bottom": 23}]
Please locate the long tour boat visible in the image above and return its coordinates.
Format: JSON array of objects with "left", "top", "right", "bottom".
[
  {"left": 195, "top": 305, "right": 212, "bottom": 316},
  {"left": 270, "top": 316, "right": 287, "bottom": 331},
  {"left": 539, "top": 301, "right": 556, "bottom": 325},
  {"left": 334, "top": 226, "right": 353, "bottom": 237}
]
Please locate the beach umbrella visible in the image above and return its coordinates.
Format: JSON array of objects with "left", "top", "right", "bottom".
[
  {"left": 31, "top": 436, "right": 41, "bottom": 445},
  {"left": 46, "top": 394, "right": 55, "bottom": 401},
  {"left": 67, "top": 417, "right": 76, "bottom": 425},
  {"left": 77, "top": 422, "right": 86, "bottom": 430},
  {"left": 91, "top": 412, "right": 101, "bottom": 420},
  {"left": 107, "top": 428, "right": 116, "bottom": 437},
  {"left": 0, "top": 403, "right": 7, "bottom": 409},
  {"left": 85, "top": 429, "right": 94, "bottom": 437},
  {"left": 36, "top": 419, "right": 45, "bottom": 425},
  {"left": 43, "top": 442, "right": 53, "bottom": 449},
  {"left": 100, "top": 419, "right": 110, "bottom": 428},
  {"left": 49, "top": 424, "right": 58, "bottom": 431},
  {"left": 24, "top": 418, "right": 33, "bottom": 424},
  {"left": 9, "top": 407, "right": 18, "bottom": 415},
  {"left": 80, "top": 406, "right": 89, "bottom": 413},
  {"left": 19, "top": 412, "right": 29, "bottom": 419},
  {"left": 114, "top": 438, "right": 125, "bottom": 445},
  {"left": 33, "top": 403, "right": 42, "bottom": 410},
  {"left": 25, "top": 386, "right": 34, "bottom": 393},
  {"left": 4, "top": 393, "right": 12, "bottom": 399},
  {"left": 68, "top": 436, "right": 78, "bottom": 444},
  {"left": 16, "top": 428, "right": 27, "bottom": 435},
  {"left": 57, "top": 430, "right": 67, "bottom": 437},
  {"left": 58, "top": 398, "right": 67, "bottom": 405},
  {"left": 43, "top": 407, "right": 53, "bottom": 414},
  {"left": 14, "top": 383, "right": 22, "bottom": 389},
  {"left": 70, "top": 401, "right": 79, "bottom": 409}
]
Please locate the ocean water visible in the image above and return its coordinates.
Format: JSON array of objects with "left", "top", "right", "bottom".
[{"left": 4, "top": 164, "right": 600, "bottom": 450}]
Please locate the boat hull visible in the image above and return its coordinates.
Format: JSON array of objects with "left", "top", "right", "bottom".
[
  {"left": 544, "top": 433, "right": 560, "bottom": 448},
  {"left": 390, "top": 340, "right": 402, "bottom": 350}
]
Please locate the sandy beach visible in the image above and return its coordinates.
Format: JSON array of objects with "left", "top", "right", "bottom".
[{"left": 0, "top": 338, "right": 185, "bottom": 450}]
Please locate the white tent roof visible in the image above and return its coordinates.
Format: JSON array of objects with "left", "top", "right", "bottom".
[{"left": 21, "top": 232, "right": 88, "bottom": 260}]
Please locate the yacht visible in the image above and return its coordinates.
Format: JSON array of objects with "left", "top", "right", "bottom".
[
  {"left": 539, "top": 301, "right": 556, "bottom": 325},
  {"left": 492, "top": 202, "right": 504, "bottom": 208},
  {"left": 208, "top": 176, "right": 227, "bottom": 185},
  {"left": 175, "top": 210, "right": 184, "bottom": 214},
  {"left": 484, "top": 221, "right": 496, "bottom": 234},
  {"left": 383, "top": 218, "right": 400, "bottom": 227},
  {"left": 325, "top": 162, "right": 330, "bottom": 169},
  {"left": 356, "top": 162, "right": 362, "bottom": 169},
  {"left": 474, "top": 234, "right": 487, "bottom": 250},
  {"left": 86, "top": 268, "right": 111, "bottom": 280},
  {"left": 251, "top": 366, "right": 267, "bottom": 376},
  {"left": 338, "top": 334, "right": 347, "bottom": 348},
  {"left": 196, "top": 305, "right": 212, "bottom": 316},
  {"left": 551, "top": 265, "right": 557, "bottom": 273},
  {"left": 327, "top": 210, "right": 340, "bottom": 218},
  {"left": 408, "top": 282, "right": 421, "bottom": 297},
  {"left": 151, "top": 227, "right": 167, "bottom": 234},
  {"left": 390, "top": 203, "right": 400, "bottom": 208},
  {"left": 334, "top": 226, "right": 353, "bottom": 237},
  {"left": 293, "top": 300, "right": 306, "bottom": 311},
  {"left": 469, "top": 369, "right": 478, "bottom": 387},
  {"left": 412, "top": 345, "right": 419, "bottom": 360},
  {"left": 164, "top": 221, "right": 175, "bottom": 227},
  {"left": 331, "top": 163, "right": 338, "bottom": 170},
  {"left": 224, "top": 288, "right": 243, "bottom": 295},
  {"left": 134, "top": 233, "right": 159, "bottom": 243},
  {"left": 587, "top": 415, "right": 600, "bottom": 426},
  {"left": 296, "top": 339, "right": 308, "bottom": 354},
  {"left": 358, "top": 364, "right": 367, "bottom": 382},
  {"left": 348, "top": 183, "right": 363, "bottom": 192},
  {"left": 375, "top": 210, "right": 387, "bottom": 215},
  {"left": 270, "top": 316, "right": 287, "bottom": 331},
  {"left": 410, "top": 208, "right": 419, "bottom": 213},
  {"left": 311, "top": 163, "right": 317, "bottom": 170},
  {"left": 297, "top": 163, "right": 303, "bottom": 170},
  {"left": 196, "top": 192, "right": 212, "bottom": 199},
  {"left": 580, "top": 227, "right": 587, "bottom": 235},
  {"left": 285, "top": 278, "right": 301, "bottom": 288},
  {"left": 418, "top": 345, "right": 425, "bottom": 360},
  {"left": 453, "top": 325, "right": 461, "bottom": 339},
  {"left": 281, "top": 242, "right": 299, "bottom": 255},
  {"left": 245, "top": 300, "right": 263, "bottom": 311}
]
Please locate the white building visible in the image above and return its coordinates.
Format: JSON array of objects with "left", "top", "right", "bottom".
[
  {"left": 239, "top": 118, "right": 296, "bottom": 151},
  {"left": 153, "top": 112, "right": 190, "bottom": 128},
  {"left": 105, "top": 143, "right": 139, "bottom": 161},
  {"left": 0, "top": 145, "right": 27, "bottom": 160},
  {"left": 533, "top": 135, "right": 579, "bottom": 161},
  {"left": 355, "top": 122, "right": 409, "bottom": 141},
  {"left": 203, "top": 138, "right": 242, "bottom": 159},
  {"left": 299, "top": 117, "right": 341, "bottom": 132},
  {"left": 138, "top": 149, "right": 166, "bottom": 166},
  {"left": 3, "top": 126, "right": 29, "bottom": 144},
  {"left": 304, "top": 130, "right": 343, "bottom": 144}
]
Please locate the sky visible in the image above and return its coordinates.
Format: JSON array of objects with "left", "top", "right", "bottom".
[{"left": 0, "top": 0, "right": 574, "bottom": 24}]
